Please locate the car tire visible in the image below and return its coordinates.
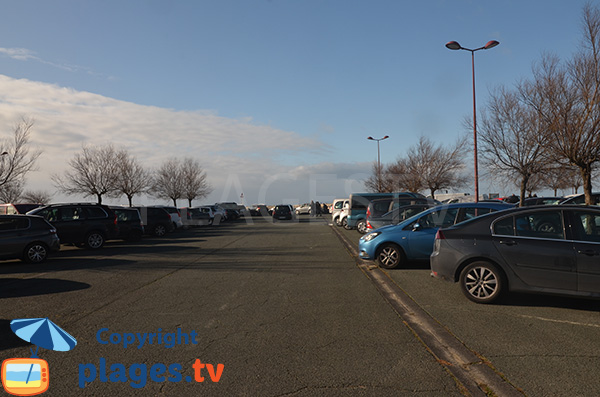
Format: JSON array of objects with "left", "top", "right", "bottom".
[
  {"left": 459, "top": 261, "right": 506, "bottom": 304},
  {"left": 334, "top": 216, "right": 341, "bottom": 226},
  {"left": 376, "top": 243, "right": 405, "bottom": 269},
  {"left": 153, "top": 224, "right": 167, "bottom": 237},
  {"left": 23, "top": 243, "right": 48, "bottom": 263},
  {"left": 85, "top": 232, "right": 105, "bottom": 249},
  {"left": 356, "top": 219, "right": 368, "bottom": 234},
  {"left": 342, "top": 217, "right": 351, "bottom": 230}
]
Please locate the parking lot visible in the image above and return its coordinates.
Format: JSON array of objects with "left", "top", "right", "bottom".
[
  {"left": 1, "top": 214, "right": 599, "bottom": 396},
  {"left": 333, "top": 220, "right": 600, "bottom": 397}
]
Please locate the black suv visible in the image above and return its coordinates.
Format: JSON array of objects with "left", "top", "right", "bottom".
[
  {"left": 110, "top": 206, "right": 144, "bottom": 241},
  {"left": 133, "top": 206, "right": 174, "bottom": 236},
  {"left": 28, "top": 203, "right": 118, "bottom": 249}
]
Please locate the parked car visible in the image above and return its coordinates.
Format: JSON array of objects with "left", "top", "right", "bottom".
[
  {"left": 134, "top": 206, "right": 174, "bottom": 236},
  {"left": 523, "top": 197, "right": 562, "bottom": 206},
  {"left": 331, "top": 198, "right": 349, "bottom": 226},
  {"left": 0, "top": 203, "right": 43, "bottom": 215},
  {"left": 155, "top": 206, "right": 183, "bottom": 229},
  {"left": 248, "top": 204, "right": 269, "bottom": 217},
  {"left": 28, "top": 203, "right": 118, "bottom": 249},
  {"left": 559, "top": 192, "right": 600, "bottom": 205},
  {"left": 359, "top": 202, "right": 514, "bottom": 269},
  {"left": 272, "top": 204, "right": 293, "bottom": 220},
  {"left": 362, "top": 197, "right": 436, "bottom": 234},
  {"left": 431, "top": 205, "right": 600, "bottom": 303},
  {"left": 0, "top": 215, "right": 60, "bottom": 263},
  {"left": 345, "top": 192, "right": 425, "bottom": 231},
  {"left": 180, "top": 207, "right": 211, "bottom": 227},
  {"left": 366, "top": 203, "right": 436, "bottom": 231},
  {"left": 110, "top": 206, "right": 144, "bottom": 241},
  {"left": 295, "top": 203, "right": 312, "bottom": 215}
]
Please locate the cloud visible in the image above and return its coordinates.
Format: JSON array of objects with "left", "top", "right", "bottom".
[{"left": 0, "top": 75, "right": 366, "bottom": 205}]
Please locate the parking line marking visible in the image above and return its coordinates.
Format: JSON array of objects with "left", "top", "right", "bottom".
[{"left": 517, "top": 314, "right": 600, "bottom": 328}]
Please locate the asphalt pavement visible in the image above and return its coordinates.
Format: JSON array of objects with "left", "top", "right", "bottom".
[{"left": 1, "top": 215, "right": 466, "bottom": 396}]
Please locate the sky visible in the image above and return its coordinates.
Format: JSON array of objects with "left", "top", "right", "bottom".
[{"left": 0, "top": 0, "right": 594, "bottom": 206}]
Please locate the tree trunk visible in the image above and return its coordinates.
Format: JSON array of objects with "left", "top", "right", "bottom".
[
  {"left": 127, "top": 195, "right": 133, "bottom": 207},
  {"left": 97, "top": 194, "right": 102, "bottom": 205},
  {"left": 580, "top": 164, "right": 594, "bottom": 205},
  {"left": 519, "top": 175, "right": 529, "bottom": 207}
]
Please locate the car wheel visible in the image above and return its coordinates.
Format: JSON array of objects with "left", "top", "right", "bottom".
[
  {"left": 23, "top": 243, "right": 48, "bottom": 263},
  {"left": 356, "top": 219, "right": 368, "bottom": 234},
  {"left": 85, "top": 232, "right": 105, "bottom": 249},
  {"left": 342, "top": 217, "right": 351, "bottom": 230},
  {"left": 459, "top": 261, "right": 505, "bottom": 304},
  {"left": 376, "top": 243, "right": 405, "bottom": 269},
  {"left": 334, "top": 216, "right": 341, "bottom": 226},
  {"left": 154, "top": 224, "right": 167, "bottom": 237}
]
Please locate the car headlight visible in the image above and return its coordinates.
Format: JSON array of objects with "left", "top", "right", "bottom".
[{"left": 361, "top": 232, "right": 381, "bottom": 242}]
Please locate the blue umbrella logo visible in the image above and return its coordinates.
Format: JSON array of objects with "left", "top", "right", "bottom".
[{"left": 10, "top": 318, "right": 77, "bottom": 357}]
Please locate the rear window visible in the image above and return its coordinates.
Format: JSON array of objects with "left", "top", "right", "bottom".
[
  {"left": 85, "top": 207, "right": 108, "bottom": 219},
  {"left": 493, "top": 217, "right": 514, "bottom": 236},
  {"left": 0, "top": 217, "right": 29, "bottom": 230},
  {"left": 115, "top": 209, "right": 140, "bottom": 222}
]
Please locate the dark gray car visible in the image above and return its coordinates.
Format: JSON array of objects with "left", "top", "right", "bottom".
[
  {"left": 0, "top": 215, "right": 60, "bottom": 263},
  {"left": 365, "top": 203, "right": 436, "bottom": 232},
  {"left": 431, "top": 205, "right": 600, "bottom": 303}
]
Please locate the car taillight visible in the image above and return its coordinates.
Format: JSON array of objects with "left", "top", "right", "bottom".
[
  {"left": 435, "top": 230, "right": 445, "bottom": 240},
  {"left": 113, "top": 215, "right": 118, "bottom": 226},
  {"left": 366, "top": 207, "right": 371, "bottom": 217},
  {"left": 366, "top": 220, "right": 372, "bottom": 230}
]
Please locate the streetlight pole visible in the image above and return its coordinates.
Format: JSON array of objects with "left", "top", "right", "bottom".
[
  {"left": 445, "top": 40, "right": 499, "bottom": 202},
  {"left": 367, "top": 135, "right": 389, "bottom": 192}
]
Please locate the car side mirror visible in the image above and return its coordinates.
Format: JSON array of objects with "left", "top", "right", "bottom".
[{"left": 412, "top": 223, "right": 421, "bottom": 231}]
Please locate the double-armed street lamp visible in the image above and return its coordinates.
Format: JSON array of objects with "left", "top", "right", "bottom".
[
  {"left": 367, "top": 135, "right": 389, "bottom": 192},
  {"left": 445, "top": 40, "right": 499, "bottom": 202}
]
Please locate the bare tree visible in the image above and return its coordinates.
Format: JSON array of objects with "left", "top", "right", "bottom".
[
  {"left": 479, "top": 86, "right": 549, "bottom": 206},
  {"left": 412, "top": 136, "right": 469, "bottom": 200},
  {"left": 53, "top": 144, "right": 119, "bottom": 204},
  {"left": 365, "top": 162, "right": 389, "bottom": 193},
  {"left": 151, "top": 158, "right": 185, "bottom": 206},
  {"left": 111, "top": 149, "right": 150, "bottom": 207},
  {"left": 523, "top": 4, "right": 600, "bottom": 205},
  {"left": 0, "top": 178, "right": 24, "bottom": 203},
  {"left": 181, "top": 158, "right": 212, "bottom": 207},
  {"left": 538, "top": 165, "right": 579, "bottom": 196},
  {"left": 0, "top": 118, "right": 41, "bottom": 190},
  {"left": 21, "top": 189, "right": 53, "bottom": 204},
  {"left": 372, "top": 159, "right": 425, "bottom": 194}
]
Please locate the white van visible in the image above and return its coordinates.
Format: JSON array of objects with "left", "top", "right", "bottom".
[{"left": 331, "top": 198, "right": 349, "bottom": 226}]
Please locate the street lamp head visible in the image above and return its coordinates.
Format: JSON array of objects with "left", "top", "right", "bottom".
[
  {"left": 367, "top": 136, "right": 374, "bottom": 140},
  {"left": 382, "top": 135, "right": 389, "bottom": 140},
  {"left": 445, "top": 41, "right": 462, "bottom": 50},
  {"left": 484, "top": 40, "right": 500, "bottom": 50}
]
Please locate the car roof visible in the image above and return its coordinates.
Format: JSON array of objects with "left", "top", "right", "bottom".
[{"left": 394, "top": 202, "right": 514, "bottom": 228}]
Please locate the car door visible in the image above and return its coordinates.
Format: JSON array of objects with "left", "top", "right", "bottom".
[
  {"left": 0, "top": 217, "right": 28, "bottom": 258},
  {"left": 491, "top": 210, "right": 577, "bottom": 291},
  {"left": 568, "top": 209, "right": 600, "bottom": 293},
  {"left": 406, "top": 207, "right": 459, "bottom": 259},
  {"left": 55, "top": 206, "right": 86, "bottom": 243}
]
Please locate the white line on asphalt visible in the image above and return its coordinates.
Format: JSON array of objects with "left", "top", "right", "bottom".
[{"left": 517, "top": 314, "right": 600, "bottom": 328}]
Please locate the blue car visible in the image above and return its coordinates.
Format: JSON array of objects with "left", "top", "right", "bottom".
[{"left": 358, "top": 202, "right": 513, "bottom": 268}]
